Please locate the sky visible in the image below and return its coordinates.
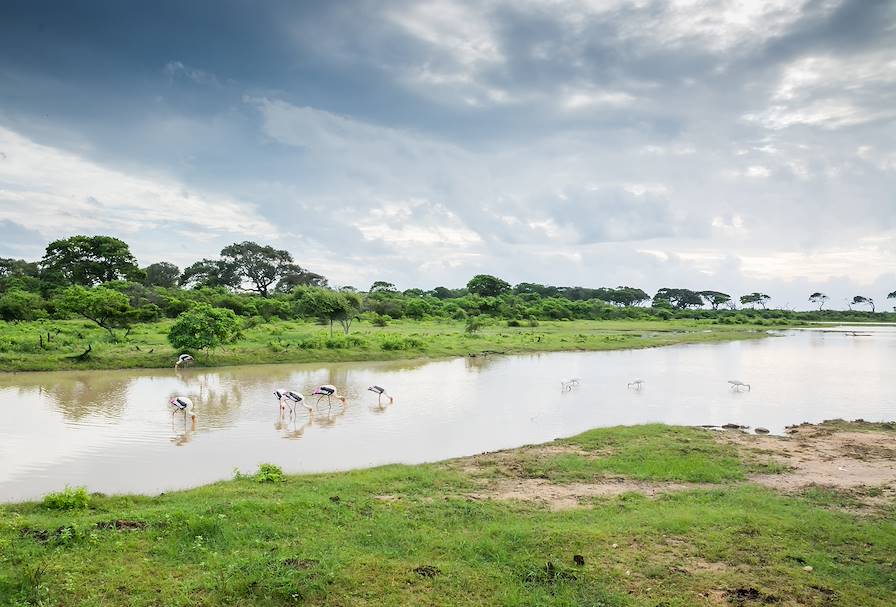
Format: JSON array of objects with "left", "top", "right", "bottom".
[{"left": 0, "top": 0, "right": 894, "bottom": 309}]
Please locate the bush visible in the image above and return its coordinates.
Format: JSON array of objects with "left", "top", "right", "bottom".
[
  {"left": 254, "top": 463, "right": 285, "bottom": 483},
  {"left": 0, "top": 289, "right": 46, "bottom": 321},
  {"left": 465, "top": 316, "right": 486, "bottom": 334},
  {"left": 168, "top": 304, "right": 241, "bottom": 352},
  {"left": 380, "top": 335, "right": 424, "bottom": 350},
  {"left": 42, "top": 486, "right": 90, "bottom": 510},
  {"left": 371, "top": 313, "right": 391, "bottom": 327},
  {"left": 506, "top": 319, "right": 522, "bottom": 327}
]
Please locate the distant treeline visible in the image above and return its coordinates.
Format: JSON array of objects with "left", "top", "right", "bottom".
[{"left": 1, "top": 235, "right": 894, "bottom": 328}]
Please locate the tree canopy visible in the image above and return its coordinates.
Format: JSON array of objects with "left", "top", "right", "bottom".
[
  {"left": 40, "top": 235, "right": 141, "bottom": 287},
  {"left": 808, "top": 292, "right": 829, "bottom": 310},
  {"left": 57, "top": 285, "right": 135, "bottom": 340},
  {"left": 220, "top": 241, "right": 302, "bottom": 297},
  {"left": 467, "top": 274, "right": 510, "bottom": 297},
  {"left": 698, "top": 291, "right": 732, "bottom": 310},
  {"left": 852, "top": 295, "right": 875, "bottom": 312},
  {"left": 143, "top": 262, "right": 181, "bottom": 288},
  {"left": 653, "top": 288, "right": 703, "bottom": 309},
  {"left": 740, "top": 292, "right": 771, "bottom": 309},
  {"left": 167, "top": 303, "right": 241, "bottom": 352}
]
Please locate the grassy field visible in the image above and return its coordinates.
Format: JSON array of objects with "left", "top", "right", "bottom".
[
  {"left": 2, "top": 423, "right": 894, "bottom": 606},
  {"left": 0, "top": 318, "right": 780, "bottom": 372}
]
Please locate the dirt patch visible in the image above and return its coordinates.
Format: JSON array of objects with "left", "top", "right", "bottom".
[
  {"left": 717, "top": 424, "right": 896, "bottom": 511},
  {"left": 468, "top": 477, "right": 715, "bottom": 510},
  {"left": 453, "top": 443, "right": 594, "bottom": 477}
]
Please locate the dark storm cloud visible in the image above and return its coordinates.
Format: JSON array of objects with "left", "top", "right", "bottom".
[{"left": 0, "top": 0, "right": 894, "bottom": 306}]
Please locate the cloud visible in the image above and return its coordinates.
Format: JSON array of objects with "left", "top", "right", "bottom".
[{"left": 0, "top": 125, "right": 273, "bottom": 248}]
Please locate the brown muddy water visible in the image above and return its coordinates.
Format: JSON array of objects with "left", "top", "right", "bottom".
[{"left": 1, "top": 326, "right": 893, "bottom": 501}]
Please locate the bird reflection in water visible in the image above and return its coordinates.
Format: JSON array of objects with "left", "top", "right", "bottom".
[
  {"left": 275, "top": 408, "right": 314, "bottom": 440},
  {"left": 171, "top": 412, "right": 195, "bottom": 446}
]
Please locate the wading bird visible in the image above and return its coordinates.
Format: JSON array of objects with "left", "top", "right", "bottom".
[
  {"left": 273, "top": 389, "right": 310, "bottom": 413},
  {"left": 169, "top": 396, "right": 197, "bottom": 426},
  {"left": 561, "top": 378, "right": 580, "bottom": 392},
  {"left": 627, "top": 379, "right": 644, "bottom": 390},
  {"left": 367, "top": 385, "right": 393, "bottom": 405},
  {"left": 174, "top": 354, "right": 194, "bottom": 369},
  {"left": 312, "top": 384, "right": 346, "bottom": 406},
  {"left": 728, "top": 380, "right": 751, "bottom": 391}
]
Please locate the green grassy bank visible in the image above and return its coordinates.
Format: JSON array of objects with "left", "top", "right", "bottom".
[
  {"left": 2, "top": 424, "right": 894, "bottom": 606},
  {"left": 0, "top": 318, "right": 778, "bottom": 372}
]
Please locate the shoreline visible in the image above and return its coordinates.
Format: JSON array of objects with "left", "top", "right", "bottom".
[
  {"left": 3, "top": 420, "right": 894, "bottom": 605},
  {"left": 0, "top": 319, "right": 775, "bottom": 374}
]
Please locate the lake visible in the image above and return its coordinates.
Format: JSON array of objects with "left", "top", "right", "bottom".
[{"left": 1, "top": 325, "right": 894, "bottom": 502}]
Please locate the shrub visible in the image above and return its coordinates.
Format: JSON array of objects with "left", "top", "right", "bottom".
[
  {"left": 168, "top": 304, "right": 241, "bottom": 352},
  {"left": 0, "top": 289, "right": 46, "bottom": 321},
  {"left": 380, "top": 335, "right": 424, "bottom": 350},
  {"left": 371, "top": 313, "right": 391, "bottom": 327},
  {"left": 42, "top": 486, "right": 90, "bottom": 510},
  {"left": 465, "top": 316, "right": 486, "bottom": 334},
  {"left": 254, "top": 463, "right": 285, "bottom": 483},
  {"left": 506, "top": 319, "right": 522, "bottom": 327}
]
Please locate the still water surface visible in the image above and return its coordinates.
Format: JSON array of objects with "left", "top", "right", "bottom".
[{"left": 1, "top": 326, "right": 894, "bottom": 501}]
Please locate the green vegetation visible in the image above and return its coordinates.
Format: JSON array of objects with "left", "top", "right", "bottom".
[
  {"left": 1, "top": 233, "right": 894, "bottom": 372},
  {"left": 2, "top": 424, "right": 894, "bottom": 606},
  {"left": 40, "top": 487, "right": 90, "bottom": 511},
  {"left": 0, "top": 318, "right": 773, "bottom": 372}
]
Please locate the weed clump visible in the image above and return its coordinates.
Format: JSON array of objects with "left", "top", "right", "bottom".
[
  {"left": 254, "top": 463, "right": 286, "bottom": 483},
  {"left": 42, "top": 486, "right": 90, "bottom": 510}
]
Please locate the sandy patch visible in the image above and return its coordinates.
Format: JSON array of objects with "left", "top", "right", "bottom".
[{"left": 468, "top": 477, "right": 716, "bottom": 511}]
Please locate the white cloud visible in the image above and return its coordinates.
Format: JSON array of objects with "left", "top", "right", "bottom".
[{"left": 0, "top": 126, "right": 273, "bottom": 240}]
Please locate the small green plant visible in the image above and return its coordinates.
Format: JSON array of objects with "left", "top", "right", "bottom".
[
  {"left": 380, "top": 335, "right": 424, "bottom": 351},
  {"left": 371, "top": 313, "right": 391, "bottom": 327},
  {"left": 465, "top": 316, "right": 486, "bottom": 334},
  {"left": 42, "top": 486, "right": 90, "bottom": 510},
  {"left": 254, "top": 463, "right": 285, "bottom": 483}
]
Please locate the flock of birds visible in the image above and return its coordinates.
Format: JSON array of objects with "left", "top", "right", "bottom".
[
  {"left": 168, "top": 354, "right": 394, "bottom": 426},
  {"left": 169, "top": 353, "right": 752, "bottom": 426}
]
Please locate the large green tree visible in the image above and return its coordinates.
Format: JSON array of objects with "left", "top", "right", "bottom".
[
  {"left": 466, "top": 274, "right": 510, "bottom": 297},
  {"left": 143, "top": 262, "right": 181, "bottom": 288},
  {"left": 167, "top": 304, "right": 241, "bottom": 352},
  {"left": 40, "top": 235, "right": 141, "bottom": 287},
  {"left": 699, "top": 290, "right": 732, "bottom": 310},
  {"left": 57, "top": 285, "right": 134, "bottom": 340},
  {"left": 220, "top": 241, "right": 303, "bottom": 297},
  {"left": 0, "top": 289, "right": 45, "bottom": 321},
  {"left": 295, "top": 288, "right": 361, "bottom": 336},
  {"left": 653, "top": 288, "right": 703, "bottom": 309},
  {"left": 179, "top": 259, "right": 241, "bottom": 290},
  {"left": 274, "top": 268, "right": 328, "bottom": 293},
  {"left": 740, "top": 292, "right": 771, "bottom": 310}
]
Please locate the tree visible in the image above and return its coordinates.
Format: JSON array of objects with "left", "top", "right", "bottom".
[
  {"left": 653, "top": 288, "right": 703, "bottom": 309},
  {"left": 167, "top": 304, "right": 240, "bottom": 352},
  {"left": 180, "top": 259, "right": 241, "bottom": 290},
  {"left": 0, "top": 258, "right": 40, "bottom": 279},
  {"left": 220, "top": 241, "right": 302, "bottom": 297},
  {"left": 889, "top": 290, "right": 896, "bottom": 310},
  {"left": 274, "top": 269, "right": 328, "bottom": 293},
  {"left": 740, "top": 292, "right": 771, "bottom": 310},
  {"left": 295, "top": 288, "right": 361, "bottom": 336},
  {"left": 699, "top": 291, "right": 732, "bottom": 310},
  {"left": 808, "top": 292, "right": 829, "bottom": 311},
  {"left": 40, "top": 235, "right": 141, "bottom": 286},
  {"left": 609, "top": 286, "right": 650, "bottom": 307},
  {"left": 467, "top": 274, "right": 510, "bottom": 297},
  {"left": 852, "top": 295, "right": 875, "bottom": 313},
  {"left": 143, "top": 262, "right": 181, "bottom": 288},
  {"left": 369, "top": 281, "right": 398, "bottom": 294},
  {"left": 0, "top": 289, "right": 45, "bottom": 321},
  {"left": 57, "top": 285, "right": 134, "bottom": 340}
]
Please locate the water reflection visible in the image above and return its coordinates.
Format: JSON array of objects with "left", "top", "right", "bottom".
[{"left": 1, "top": 326, "right": 894, "bottom": 502}]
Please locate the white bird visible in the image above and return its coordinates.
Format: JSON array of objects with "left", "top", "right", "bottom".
[
  {"left": 174, "top": 354, "right": 194, "bottom": 369},
  {"left": 312, "top": 384, "right": 347, "bottom": 406},
  {"left": 728, "top": 380, "right": 751, "bottom": 391},
  {"left": 561, "top": 378, "right": 580, "bottom": 392},
  {"left": 169, "top": 396, "right": 197, "bottom": 425},
  {"left": 367, "top": 385, "right": 394, "bottom": 405},
  {"left": 273, "top": 389, "right": 311, "bottom": 413},
  {"left": 627, "top": 379, "right": 644, "bottom": 389}
]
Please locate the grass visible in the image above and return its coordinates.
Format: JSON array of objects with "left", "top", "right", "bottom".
[
  {"left": 2, "top": 425, "right": 894, "bottom": 606},
  {"left": 0, "top": 318, "right": 777, "bottom": 372},
  {"left": 528, "top": 425, "right": 746, "bottom": 483}
]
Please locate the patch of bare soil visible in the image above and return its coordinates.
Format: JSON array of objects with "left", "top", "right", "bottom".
[
  {"left": 717, "top": 424, "right": 896, "bottom": 512},
  {"left": 467, "top": 477, "right": 716, "bottom": 511}
]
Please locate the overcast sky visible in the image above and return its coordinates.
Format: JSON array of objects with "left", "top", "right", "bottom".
[{"left": 1, "top": 0, "right": 894, "bottom": 308}]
